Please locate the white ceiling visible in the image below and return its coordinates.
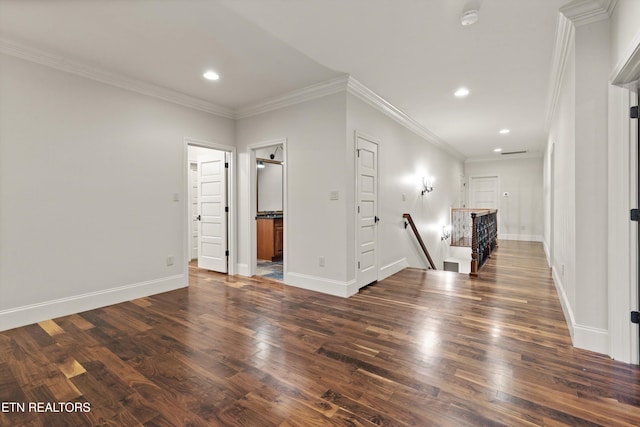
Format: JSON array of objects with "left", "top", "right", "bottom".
[{"left": 0, "top": 0, "right": 568, "bottom": 159}]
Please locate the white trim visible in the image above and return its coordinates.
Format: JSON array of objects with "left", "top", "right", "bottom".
[
  {"left": 543, "top": 239, "right": 551, "bottom": 267},
  {"left": 499, "top": 234, "right": 543, "bottom": 242},
  {"left": 0, "top": 38, "right": 234, "bottom": 119},
  {"left": 552, "top": 266, "right": 576, "bottom": 339},
  {"left": 573, "top": 324, "right": 610, "bottom": 355},
  {"left": 560, "top": 0, "right": 613, "bottom": 26},
  {"left": 545, "top": 14, "right": 575, "bottom": 132},
  {"left": 0, "top": 275, "right": 186, "bottom": 332},
  {"left": 379, "top": 258, "right": 408, "bottom": 281},
  {"left": 184, "top": 138, "right": 237, "bottom": 276},
  {"left": 236, "top": 75, "right": 350, "bottom": 119},
  {"left": 236, "top": 263, "right": 251, "bottom": 277},
  {"left": 247, "top": 138, "right": 288, "bottom": 280},
  {"left": 346, "top": 78, "right": 465, "bottom": 161},
  {"left": 610, "top": 30, "right": 640, "bottom": 87},
  {"left": 286, "top": 272, "right": 359, "bottom": 298}
]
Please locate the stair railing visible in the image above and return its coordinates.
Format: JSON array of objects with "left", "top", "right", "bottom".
[
  {"left": 403, "top": 214, "right": 437, "bottom": 270},
  {"left": 470, "top": 209, "right": 498, "bottom": 276}
]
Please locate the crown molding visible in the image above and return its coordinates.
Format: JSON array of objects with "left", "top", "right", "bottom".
[
  {"left": 544, "top": 14, "right": 575, "bottom": 132},
  {"left": 1, "top": 37, "right": 465, "bottom": 160},
  {"left": 0, "top": 38, "right": 235, "bottom": 119},
  {"left": 545, "top": 0, "right": 616, "bottom": 130},
  {"left": 235, "top": 75, "right": 349, "bottom": 119},
  {"left": 560, "top": 0, "right": 613, "bottom": 26},
  {"left": 345, "top": 77, "right": 465, "bottom": 161},
  {"left": 610, "top": 28, "right": 640, "bottom": 87}
]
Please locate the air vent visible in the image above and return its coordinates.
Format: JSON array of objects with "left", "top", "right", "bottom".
[{"left": 501, "top": 150, "right": 527, "bottom": 155}]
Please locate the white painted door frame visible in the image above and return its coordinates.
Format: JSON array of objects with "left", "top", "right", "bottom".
[
  {"left": 183, "top": 138, "right": 236, "bottom": 275},
  {"left": 609, "top": 33, "right": 640, "bottom": 364},
  {"left": 247, "top": 138, "right": 287, "bottom": 279}
]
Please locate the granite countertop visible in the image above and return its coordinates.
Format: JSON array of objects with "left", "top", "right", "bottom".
[{"left": 256, "top": 212, "right": 283, "bottom": 219}]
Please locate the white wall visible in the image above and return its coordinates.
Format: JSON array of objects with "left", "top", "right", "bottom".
[
  {"left": 544, "top": 4, "right": 640, "bottom": 359},
  {"left": 464, "top": 157, "right": 543, "bottom": 242},
  {"left": 346, "top": 93, "right": 464, "bottom": 276},
  {"left": 236, "top": 93, "right": 350, "bottom": 295},
  {"left": 0, "top": 53, "right": 234, "bottom": 331}
]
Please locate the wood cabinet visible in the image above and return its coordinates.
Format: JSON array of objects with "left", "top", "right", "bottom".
[{"left": 257, "top": 218, "right": 283, "bottom": 261}]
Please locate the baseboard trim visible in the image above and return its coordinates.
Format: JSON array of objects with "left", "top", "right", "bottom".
[
  {"left": 551, "top": 266, "right": 575, "bottom": 339},
  {"left": 573, "top": 324, "right": 610, "bottom": 356},
  {"left": 551, "top": 266, "right": 609, "bottom": 356},
  {"left": 286, "top": 272, "right": 358, "bottom": 298},
  {"left": 499, "top": 234, "right": 543, "bottom": 242},
  {"left": 379, "top": 258, "right": 408, "bottom": 281},
  {"left": 542, "top": 239, "right": 551, "bottom": 267},
  {"left": 236, "top": 263, "right": 250, "bottom": 277},
  {"left": 0, "top": 274, "right": 186, "bottom": 332}
]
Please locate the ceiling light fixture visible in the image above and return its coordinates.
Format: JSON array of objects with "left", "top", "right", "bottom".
[
  {"left": 461, "top": 9, "right": 479, "bottom": 26},
  {"left": 454, "top": 87, "right": 470, "bottom": 98},
  {"left": 494, "top": 148, "right": 502, "bottom": 152},
  {"left": 499, "top": 129, "right": 510, "bottom": 134},
  {"left": 203, "top": 70, "right": 220, "bottom": 81}
]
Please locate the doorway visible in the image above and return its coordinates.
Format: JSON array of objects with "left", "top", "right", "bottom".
[
  {"left": 186, "top": 140, "right": 235, "bottom": 275},
  {"left": 356, "top": 132, "right": 379, "bottom": 288},
  {"left": 249, "top": 139, "right": 287, "bottom": 282}
]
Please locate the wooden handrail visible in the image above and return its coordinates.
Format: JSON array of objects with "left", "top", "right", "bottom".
[{"left": 402, "top": 214, "right": 437, "bottom": 270}]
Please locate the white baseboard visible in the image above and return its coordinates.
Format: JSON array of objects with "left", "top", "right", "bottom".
[
  {"left": 552, "top": 266, "right": 575, "bottom": 339},
  {"left": 551, "top": 266, "right": 609, "bottom": 356},
  {"left": 236, "top": 263, "right": 250, "bottom": 277},
  {"left": 499, "top": 233, "right": 543, "bottom": 242},
  {"left": 286, "top": 272, "right": 358, "bottom": 298},
  {"left": 0, "top": 274, "right": 187, "bottom": 332},
  {"left": 379, "top": 258, "right": 408, "bottom": 281},
  {"left": 573, "top": 324, "right": 610, "bottom": 355},
  {"left": 542, "top": 240, "right": 551, "bottom": 267}
]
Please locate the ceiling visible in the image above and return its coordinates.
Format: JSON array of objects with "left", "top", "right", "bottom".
[{"left": 0, "top": 0, "right": 568, "bottom": 160}]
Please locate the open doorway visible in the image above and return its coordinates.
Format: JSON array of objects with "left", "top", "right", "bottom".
[
  {"left": 249, "top": 140, "right": 286, "bottom": 282},
  {"left": 186, "top": 140, "right": 235, "bottom": 275}
]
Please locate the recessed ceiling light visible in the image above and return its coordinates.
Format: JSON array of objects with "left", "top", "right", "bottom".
[
  {"left": 461, "top": 10, "right": 479, "bottom": 26},
  {"left": 494, "top": 148, "right": 502, "bottom": 152},
  {"left": 203, "top": 70, "right": 220, "bottom": 81},
  {"left": 454, "top": 87, "right": 470, "bottom": 98},
  {"left": 499, "top": 129, "right": 510, "bottom": 134}
]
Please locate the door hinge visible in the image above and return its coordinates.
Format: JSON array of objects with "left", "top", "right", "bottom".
[
  {"left": 631, "top": 311, "right": 640, "bottom": 324},
  {"left": 225, "top": 250, "right": 229, "bottom": 257},
  {"left": 357, "top": 149, "right": 360, "bottom": 157},
  {"left": 358, "top": 261, "right": 360, "bottom": 269},
  {"left": 225, "top": 206, "right": 229, "bottom": 213},
  {"left": 632, "top": 209, "right": 639, "bottom": 221},
  {"left": 358, "top": 206, "right": 360, "bottom": 213},
  {"left": 631, "top": 106, "right": 639, "bottom": 119},
  {"left": 225, "top": 162, "right": 229, "bottom": 168}
]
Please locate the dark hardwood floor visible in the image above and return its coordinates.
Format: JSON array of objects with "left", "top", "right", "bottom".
[{"left": 1, "top": 241, "right": 639, "bottom": 426}]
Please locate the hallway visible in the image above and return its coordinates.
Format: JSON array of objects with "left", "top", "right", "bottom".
[{"left": 0, "top": 241, "right": 638, "bottom": 425}]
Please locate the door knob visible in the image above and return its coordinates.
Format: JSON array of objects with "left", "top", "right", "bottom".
[
  {"left": 374, "top": 216, "right": 380, "bottom": 223},
  {"left": 196, "top": 215, "right": 201, "bottom": 221}
]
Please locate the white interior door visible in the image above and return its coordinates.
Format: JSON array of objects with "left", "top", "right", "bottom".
[
  {"left": 197, "top": 151, "right": 228, "bottom": 273},
  {"left": 356, "top": 135, "right": 378, "bottom": 286},
  {"left": 189, "top": 162, "right": 198, "bottom": 260},
  {"left": 469, "top": 176, "right": 499, "bottom": 209}
]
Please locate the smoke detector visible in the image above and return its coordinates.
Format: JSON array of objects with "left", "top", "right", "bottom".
[{"left": 461, "top": 10, "right": 479, "bottom": 26}]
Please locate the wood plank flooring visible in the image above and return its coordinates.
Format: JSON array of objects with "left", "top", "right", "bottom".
[{"left": 1, "top": 241, "right": 639, "bottom": 426}]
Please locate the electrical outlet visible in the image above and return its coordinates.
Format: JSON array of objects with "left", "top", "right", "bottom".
[
  {"left": 167, "top": 255, "right": 174, "bottom": 266},
  {"left": 319, "top": 256, "right": 325, "bottom": 267}
]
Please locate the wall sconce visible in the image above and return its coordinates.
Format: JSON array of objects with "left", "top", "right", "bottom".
[
  {"left": 421, "top": 176, "right": 434, "bottom": 195},
  {"left": 441, "top": 224, "right": 451, "bottom": 241},
  {"left": 257, "top": 160, "right": 265, "bottom": 168}
]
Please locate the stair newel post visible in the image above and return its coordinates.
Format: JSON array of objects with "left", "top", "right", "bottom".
[{"left": 470, "top": 212, "right": 479, "bottom": 276}]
